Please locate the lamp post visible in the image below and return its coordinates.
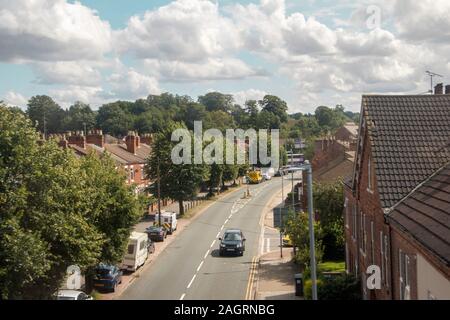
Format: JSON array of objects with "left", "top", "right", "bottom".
[{"left": 288, "top": 161, "right": 317, "bottom": 300}]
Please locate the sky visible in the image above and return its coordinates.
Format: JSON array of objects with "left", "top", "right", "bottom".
[{"left": 1, "top": 0, "right": 449, "bottom": 113}]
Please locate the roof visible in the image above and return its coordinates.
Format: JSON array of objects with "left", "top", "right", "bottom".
[
  {"left": 104, "top": 143, "right": 151, "bottom": 164},
  {"left": 387, "top": 163, "right": 450, "bottom": 266},
  {"left": 343, "top": 122, "right": 358, "bottom": 137},
  {"left": 362, "top": 94, "right": 450, "bottom": 208}
]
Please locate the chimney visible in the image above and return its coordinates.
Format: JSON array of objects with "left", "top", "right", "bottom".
[
  {"left": 86, "top": 129, "right": 104, "bottom": 148},
  {"left": 125, "top": 131, "right": 137, "bottom": 154},
  {"left": 67, "top": 131, "right": 86, "bottom": 149},
  {"left": 58, "top": 134, "right": 68, "bottom": 149},
  {"left": 135, "top": 133, "right": 140, "bottom": 149},
  {"left": 445, "top": 85, "right": 450, "bottom": 95},
  {"left": 140, "top": 133, "right": 153, "bottom": 145},
  {"left": 435, "top": 83, "right": 444, "bottom": 95}
]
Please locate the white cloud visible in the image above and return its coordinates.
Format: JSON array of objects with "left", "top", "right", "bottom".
[
  {"left": 117, "top": 0, "right": 240, "bottom": 62},
  {"left": 108, "top": 69, "right": 161, "bottom": 100},
  {"left": 48, "top": 86, "right": 106, "bottom": 108},
  {"left": 32, "top": 61, "right": 102, "bottom": 86},
  {"left": 0, "top": 0, "right": 112, "bottom": 62},
  {"left": 233, "top": 89, "right": 268, "bottom": 105},
  {"left": 3, "top": 91, "right": 28, "bottom": 108}
]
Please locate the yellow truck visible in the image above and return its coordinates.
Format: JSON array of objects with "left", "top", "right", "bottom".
[{"left": 247, "top": 171, "right": 263, "bottom": 184}]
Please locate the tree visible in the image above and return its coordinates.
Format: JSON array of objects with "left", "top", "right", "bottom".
[
  {"left": 26, "top": 95, "right": 66, "bottom": 134},
  {"left": 204, "top": 110, "right": 236, "bottom": 132},
  {"left": 256, "top": 109, "right": 281, "bottom": 129},
  {"left": 198, "top": 92, "right": 234, "bottom": 113},
  {"left": 146, "top": 122, "right": 207, "bottom": 216},
  {"left": 313, "top": 181, "right": 345, "bottom": 260},
  {"left": 97, "top": 101, "right": 134, "bottom": 137},
  {"left": 284, "top": 212, "right": 324, "bottom": 269},
  {"left": 63, "top": 102, "right": 96, "bottom": 132},
  {"left": 0, "top": 104, "right": 143, "bottom": 299},
  {"left": 259, "top": 95, "right": 288, "bottom": 123}
]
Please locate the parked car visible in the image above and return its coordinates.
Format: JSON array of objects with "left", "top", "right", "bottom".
[
  {"left": 56, "top": 290, "right": 93, "bottom": 300},
  {"left": 121, "top": 232, "right": 149, "bottom": 272},
  {"left": 219, "top": 229, "right": 246, "bottom": 256},
  {"left": 262, "top": 173, "right": 272, "bottom": 181},
  {"left": 145, "top": 225, "right": 167, "bottom": 242},
  {"left": 93, "top": 264, "right": 123, "bottom": 292}
]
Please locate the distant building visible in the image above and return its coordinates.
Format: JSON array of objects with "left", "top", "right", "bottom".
[{"left": 344, "top": 89, "right": 450, "bottom": 300}]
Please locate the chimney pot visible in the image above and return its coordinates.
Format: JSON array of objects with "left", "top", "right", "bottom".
[
  {"left": 435, "top": 83, "right": 444, "bottom": 95},
  {"left": 445, "top": 85, "right": 450, "bottom": 95}
]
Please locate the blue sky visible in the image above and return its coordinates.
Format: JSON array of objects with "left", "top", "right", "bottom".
[{"left": 1, "top": 0, "right": 449, "bottom": 113}]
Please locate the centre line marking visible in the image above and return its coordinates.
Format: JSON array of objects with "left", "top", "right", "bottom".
[
  {"left": 224, "top": 219, "right": 229, "bottom": 224},
  {"left": 180, "top": 293, "right": 186, "bottom": 300},
  {"left": 187, "top": 274, "right": 196, "bottom": 289},
  {"left": 220, "top": 225, "right": 224, "bottom": 231},
  {"left": 228, "top": 214, "right": 233, "bottom": 219},
  {"left": 210, "top": 240, "right": 216, "bottom": 248},
  {"left": 197, "top": 261, "right": 204, "bottom": 272},
  {"left": 216, "top": 231, "right": 220, "bottom": 238},
  {"left": 204, "top": 250, "right": 210, "bottom": 259}
]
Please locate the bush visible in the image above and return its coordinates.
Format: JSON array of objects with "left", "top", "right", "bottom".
[{"left": 304, "top": 274, "right": 361, "bottom": 300}]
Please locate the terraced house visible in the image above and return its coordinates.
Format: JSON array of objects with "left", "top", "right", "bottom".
[{"left": 344, "top": 85, "right": 450, "bottom": 300}]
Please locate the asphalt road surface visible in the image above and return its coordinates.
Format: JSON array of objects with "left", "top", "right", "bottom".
[{"left": 120, "top": 178, "right": 284, "bottom": 300}]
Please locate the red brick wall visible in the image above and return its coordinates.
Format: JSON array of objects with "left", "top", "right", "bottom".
[
  {"left": 125, "top": 163, "right": 149, "bottom": 186},
  {"left": 345, "top": 127, "right": 393, "bottom": 300}
]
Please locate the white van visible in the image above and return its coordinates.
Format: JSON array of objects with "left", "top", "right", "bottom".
[
  {"left": 121, "top": 232, "right": 148, "bottom": 272},
  {"left": 154, "top": 211, "right": 178, "bottom": 234}
]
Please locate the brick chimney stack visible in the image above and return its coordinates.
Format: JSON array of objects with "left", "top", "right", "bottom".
[
  {"left": 435, "top": 83, "right": 444, "bottom": 95},
  {"left": 58, "top": 134, "right": 69, "bottom": 149},
  {"left": 445, "top": 85, "right": 450, "bottom": 95},
  {"left": 125, "top": 131, "right": 137, "bottom": 154},
  {"left": 140, "top": 134, "right": 153, "bottom": 145},
  {"left": 67, "top": 131, "right": 86, "bottom": 149},
  {"left": 86, "top": 129, "right": 104, "bottom": 148}
]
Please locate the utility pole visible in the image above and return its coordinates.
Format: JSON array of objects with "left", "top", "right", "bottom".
[
  {"left": 306, "top": 162, "right": 318, "bottom": 300},
  {"left": 157, "top": 159, "right": 162, "bottom": 227},
  {"left": 291, "top": 150, "right": 295, "bottom": 211}
]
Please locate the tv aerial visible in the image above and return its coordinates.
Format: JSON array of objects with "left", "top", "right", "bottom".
[{"left": 426, "top": 71, "right": 443, "bottom": 93}]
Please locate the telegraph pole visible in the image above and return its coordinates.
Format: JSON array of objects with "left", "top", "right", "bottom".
[{"left": 157, "top": 159, "right": 162, "bottom": 227}]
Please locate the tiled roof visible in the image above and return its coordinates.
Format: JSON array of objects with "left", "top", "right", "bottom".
[
  {"left": 387, "top": 163, "right": 450, "bottom": 266},
  {"left": 362, "top": 95, "right": 450, "bottom": 208},
  {"left": 104, "top": 143, "right": 151, "bottom": 164}
]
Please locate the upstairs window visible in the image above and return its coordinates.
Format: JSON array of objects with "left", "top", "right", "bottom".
[{"left": 368, "top": 157, "right": 374, "bottom": 192}]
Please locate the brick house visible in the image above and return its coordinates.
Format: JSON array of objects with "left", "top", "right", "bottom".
[{"left": 344, "top": 90, "right": 450, "bottom": 300}]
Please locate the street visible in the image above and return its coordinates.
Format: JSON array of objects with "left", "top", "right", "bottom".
[{"left": 120, "top": 178, "right": 284, "bottom": 300}]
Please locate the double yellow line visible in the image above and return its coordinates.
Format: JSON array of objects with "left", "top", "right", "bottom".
[{"left": 245, "top": 256, "right": 258, "bottom": 300}]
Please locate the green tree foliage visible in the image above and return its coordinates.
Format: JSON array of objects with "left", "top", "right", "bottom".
[
  {"left": 26, "top": 95, "right": 66, "bottom": 134},
  {"left": 146, "top": 122, "right": 207, "bottom": 216},
  {"left": 313, "top": 181, "right": 345, "bottom": 260},
  {"left": 259, "top": 95, "right": 288, "bottom": 123},
  {"left": 198, "top": 92, "right": 234, "bottom": 113},
  {"left": 62, "top": 102, "right": 96, "bottom": 132},
  {"left": 97, "top": 101, "right": 135, "bottom": 137},
  {"left": 284, "top": 212, "right": 324, "bottom": 269},
  {"left": 0, "top": 104, "right": 142, "bottom": 299}
]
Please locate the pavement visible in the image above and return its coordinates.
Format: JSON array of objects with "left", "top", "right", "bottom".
[
  {"left": 119, "top": 178, "right": 284, "bottom": 300},
  {"left": 253, "top": 174, "right": 303, "bottom": 300}
]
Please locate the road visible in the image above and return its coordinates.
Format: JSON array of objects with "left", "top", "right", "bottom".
[{"left": 120, "top": 178, "right": 284, "bottom": 300}]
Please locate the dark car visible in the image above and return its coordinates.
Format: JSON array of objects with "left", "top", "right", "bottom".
[
  {"left": 145, "top": 226, "right": 167, "bottom": 242},
  {"left": 93, "top": 264, "right": 122, "bottom": 292},
  {"left": 219, "top": 229, "right": 246, "bottom": 256}
]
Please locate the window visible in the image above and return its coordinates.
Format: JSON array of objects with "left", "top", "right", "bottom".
[
  {"left": 352, "top": 206, "right": 357, "bottom": 240},
  {"left": 360, "top": 213, "right": 367, "bottom": 254},
  {"left": 380, "top": 231, "right": 385, "bottom": 284},
  {"left": 371, "top": 221, "right": 375, "bottom": 264},
  {"left": 139, "top": 240, "right": 147, "bottom": 251},
  {"left": 141, "top": 167, "right": 145, "bottom": 180},
  {"left": 127, "top": 244, "right": 135, "bottom": 255},
  {"left": 367, "top": 157, "right": 373, "bottom": 192},
  {"left": 399, "top": 250, "right": 410, "bottom": 300},
  {"left": 384, "top": 234, "right": 390, "bottom": 288},
  {"left": 344, "top": 198, "right": 349, "bottom": 229},
  {"left": 129, "top": 167, "right": 135, "bottom": 181}
]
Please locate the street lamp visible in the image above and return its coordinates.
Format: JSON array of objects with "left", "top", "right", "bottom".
[{"left": 286, "top": 161, "right": 318, "bottom": 301}]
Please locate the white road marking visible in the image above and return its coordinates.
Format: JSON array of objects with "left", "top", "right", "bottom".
[
  {"left": 210, "top": 240, "right": 216, "bottom": 248},
  {"left": 187, "top": 274, "right": 196, "bottom": 289},
  {"left": 224, "top": 219, "right": 229, "bottom": 224},
  {"left": 180, "top": 293, "right": 186, "bottom": 300},
  {"left": 197, "top": 261, "right": 204, "bottom": 272},
  {"left": 216, "top": 231, "right": 221, "bottom": 238},
  {"left": 220, "top": 225, "right": 224, "bottom": 231},
  {"left": 260, "top": 227, "right": 265, "bottom": 255},
  {"left": 228, "top": 214, "right": 233, "bottom": 219},
  {"left": 204, "top": 250, "right": 210, "bottom": 259}
]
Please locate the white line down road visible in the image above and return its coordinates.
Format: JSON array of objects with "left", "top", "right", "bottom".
[{"left": 120, "top": 179, "right": 282, "bottom": 300}]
